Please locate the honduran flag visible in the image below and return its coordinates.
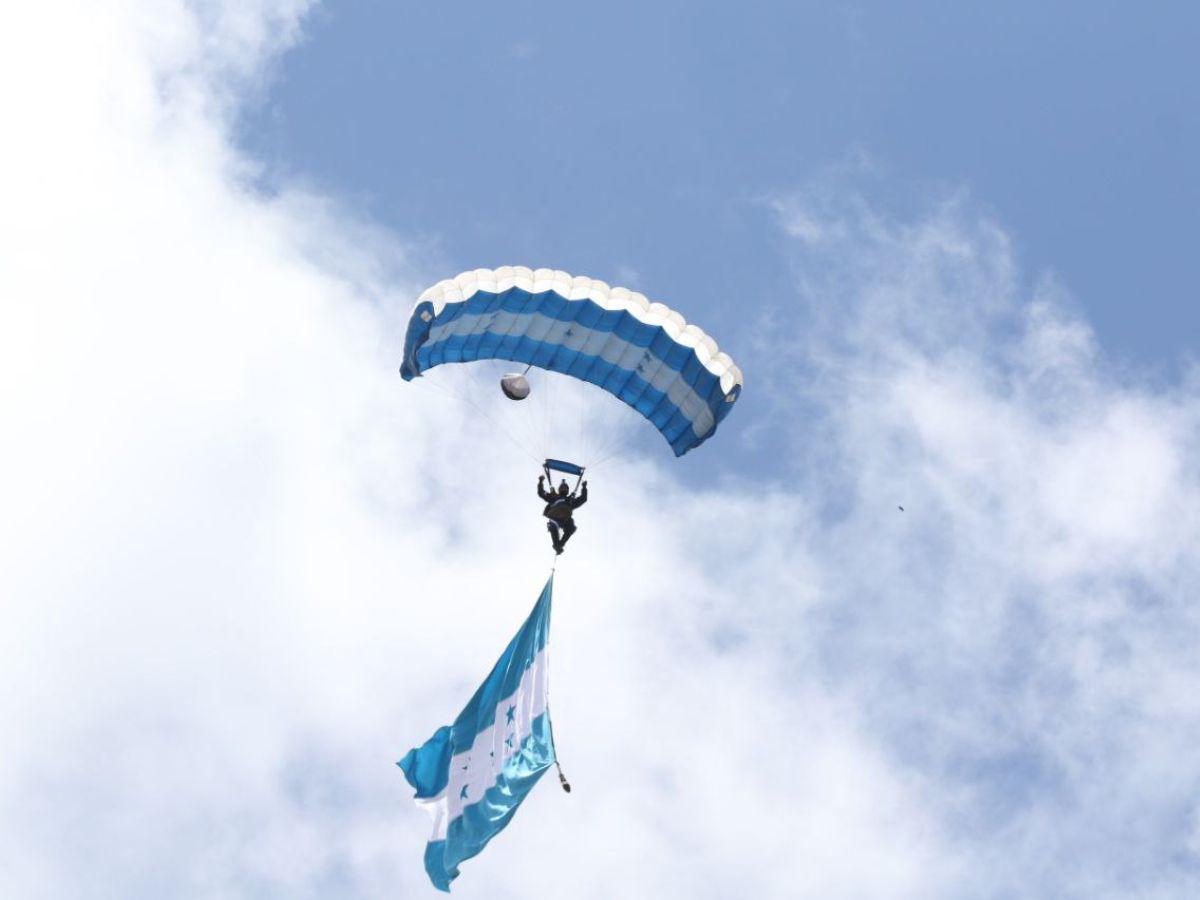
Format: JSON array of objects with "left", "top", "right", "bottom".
[{"left": 398, "top": 578, "right": 559, "bottom": 891}]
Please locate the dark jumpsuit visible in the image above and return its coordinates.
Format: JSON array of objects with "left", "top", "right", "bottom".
[{"left": 538, "top": 481, "right": 588, "bottom": 551}]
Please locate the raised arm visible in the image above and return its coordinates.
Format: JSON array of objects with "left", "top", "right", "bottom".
[
  {"left": 573, "top": 481, "right": 588, "bottom": 507},
  {"left": 537, "top": 476, "right": 553, "bottom": 502}
]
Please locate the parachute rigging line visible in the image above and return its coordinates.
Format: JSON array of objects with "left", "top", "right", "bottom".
[
  {"left": 423, "top": 372, "right": 541, "bottom": 464},
  {"left": 541, "top": 566, "right": 569, "bottom": 792}
]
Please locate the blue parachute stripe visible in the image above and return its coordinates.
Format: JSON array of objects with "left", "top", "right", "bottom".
[
  {"left": 443, "top": 308, "right": 724, "bottom": 447},
  {"left": 419, "top": 331, "right": 700, "bottom": 455},
  {"left": 400, "top": 288, "right": 736, "bottom": 455},
  {"left": 420, "top": 323, "right": 718, "bottom": 456},
  {"left": 664, "top": 350, "right": 721, "bottom": 447},
  {"left": 421, "top": 712, "right": 556, "bottom": 892},
  {"left": 639, "top": 344, "right": 688, "bottom": 442},
  {"left": 400, "top": 302, "right": 434, "bottom": 377}
]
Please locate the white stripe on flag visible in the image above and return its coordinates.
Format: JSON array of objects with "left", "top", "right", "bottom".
[{"left": 418, "top": 646, "right": 549, "bottom": 841}]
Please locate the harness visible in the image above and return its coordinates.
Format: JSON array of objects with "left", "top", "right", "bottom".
[{"left": 545, "top": 498, "right": 574, "bottom": 522}]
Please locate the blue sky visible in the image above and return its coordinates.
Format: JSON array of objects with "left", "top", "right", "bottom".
[
  {"left": 5, "top": 2, "right": 1200, "bottom": 898},
  {"left": 244, "top": 0, "right": 1199, "bottom": 373}
]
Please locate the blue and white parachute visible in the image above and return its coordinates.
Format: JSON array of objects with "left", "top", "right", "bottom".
[{"left": 400, "top": 267, "right": 743, "bottom": 456}]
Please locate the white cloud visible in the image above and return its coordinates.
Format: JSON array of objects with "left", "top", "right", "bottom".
[
  {"left": 768, "top": 180, "right": 1200, "bottom": 896},
  {"left": 0, "top": 3, "right": 950, "bottom": 897},
  {"left": 3, "top": 4, "right": 1198, "bottom": 899},
  {"left": 614, "top": 264, "right": 644, "bottom": 289}
]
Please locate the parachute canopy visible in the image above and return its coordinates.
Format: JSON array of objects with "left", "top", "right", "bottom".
[{"left": 401, "top": 267, "right": 743, "bottom": 456}]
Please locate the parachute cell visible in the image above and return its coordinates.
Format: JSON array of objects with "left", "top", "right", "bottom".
[{"left": 400, "top": 267, "right": 743, "bottom": 456}]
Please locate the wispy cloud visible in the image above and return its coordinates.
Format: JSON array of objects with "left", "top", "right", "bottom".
[
  {"left": 614, "top": 263, "right": 643, "bottom": 289},
  {"left": 762, "top": 175, "right": 1200, "bottom": 896}
]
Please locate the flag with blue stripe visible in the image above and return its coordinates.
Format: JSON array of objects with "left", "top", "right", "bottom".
[{"left": 398, "top": 578, "right": 558, "bottom": 892}]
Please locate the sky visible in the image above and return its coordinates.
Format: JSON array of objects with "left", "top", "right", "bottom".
[
  {"left": 2, "top": 2, "right": 1200, "bottom": 898},
  {"left": 242, "top": 1, "right": 1200, "bottom": 364}
]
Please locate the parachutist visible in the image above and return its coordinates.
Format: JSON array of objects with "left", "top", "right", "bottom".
[{"left": 538, "top": 475, "right": 587, "bottom": 554}]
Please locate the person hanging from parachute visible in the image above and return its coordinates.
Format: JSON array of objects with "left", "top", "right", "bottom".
[
  {"left": 537, "top": 473, "right": 587, "bottom": 555},
  {"left": 399, "top": 266, "right": 744, "bottom": 551},
  {"left": 396, "top": 267, "right": 744, "bottom": 891}
]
